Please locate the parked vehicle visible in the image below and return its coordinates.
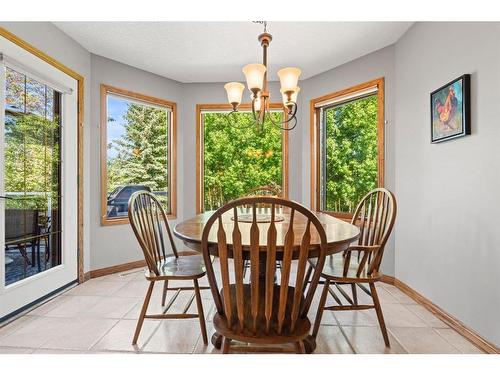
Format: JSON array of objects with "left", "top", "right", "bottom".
[{"left": 107, "top": 185, "right": 151, "bottom": 217}]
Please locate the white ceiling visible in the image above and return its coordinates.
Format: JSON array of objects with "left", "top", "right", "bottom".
[{"left": 53, "top": 22, "right": 413, "bottom": 83}]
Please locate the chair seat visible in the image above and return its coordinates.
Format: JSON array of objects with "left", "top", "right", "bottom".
[
  {"left": 309, "top": 253, "right": 382, "bottom": 283},
  {"left": 213, "top": 284, "right": 311, "bottom": 345},
  {"left": 145, "top": 251, "right": 207, "bottom": 280}
]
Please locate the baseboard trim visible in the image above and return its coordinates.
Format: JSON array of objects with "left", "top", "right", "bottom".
[
  {"left": 382, "top": 275, "right": 499, "bottom": 354},
  {"left": 88, "top": 260, "right": 147, "bottom": 279}
]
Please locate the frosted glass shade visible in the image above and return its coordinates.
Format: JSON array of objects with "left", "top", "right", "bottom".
[
  {"left": 242, "top": 63, "right": 266, "bottom": 91},
  {"left": 281, "top": 86, "right": 300, "bottom": 106},
  {"left": 224, "top": 82, "right": 245, "bottom": 105},
  {"left": 277, "top": 67, "right": 301, "bottom": 93}
]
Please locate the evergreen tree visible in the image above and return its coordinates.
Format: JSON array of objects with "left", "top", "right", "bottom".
[{"left": 107, "top": 104, "right": 169, "bottom": 194}]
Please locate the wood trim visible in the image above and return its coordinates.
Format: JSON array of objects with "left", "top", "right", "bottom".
[
  {"left": 0, "top": 27, "right": 86, "bottom": 283},
  {"left": 100, "top": 84, "right": 177, "bottom": 226},
  {"left": 381, "top": 276, "right": 499, "bottom": 354},
  {"left": 88, "top": 260, "right": 147, "bottom": 279},
  {"left": 309, "top": 77, "right": 385, "bottom": 212},
  {"left": 195, "top": 103, "right": 289, "bottom": 214}
]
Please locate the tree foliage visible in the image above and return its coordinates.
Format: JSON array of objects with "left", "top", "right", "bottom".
[
  {"left": 106, "top": 103, "right": 169, "bottom": 207},
  {"left": 203, "top": 112, "right": 283, "bottom": 211},
  {"left": 323, "top": 95, "right": 378, "bottom": 212}
]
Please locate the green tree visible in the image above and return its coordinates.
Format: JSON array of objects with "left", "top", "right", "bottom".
[
  {"left": 107, "top": 103, "right": 169, "bottom": 205},
  {"left": 203, "top": 112, "right": 283, "bottom": 211},
  {"left": 324, "top": 95, "right": 378, "bottom": 212}
]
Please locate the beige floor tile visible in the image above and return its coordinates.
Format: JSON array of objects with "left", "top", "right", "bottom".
[
  {"left": 0, "top": 346, "right": 35, "bottom": 353},
  {"left": 382, "top": 303, "right": 427, "bottom": 328},
  {"left": 27, "top": 295, "right": 72, "bottom": 316},
  {"left": 43, "top": 296, "right": 102, "bottom": 318},
  {"left": 141, "top": 320, "right": 201, "bottom": 353},
  {"left": 0, "top": 316, "right": 37, "bottom": 338},
  {"left": 333, "top": 310, "right": 378, "bottom": 327},
  {"left": 315, "top": 325, "right": 354, "bottom": 354},
  {"left": 341, "top": 326, "right": 407, "bottom": 353},
  {"left": 405, "top": 305, "right": 449, "bottom": 328},
  {"left": 0, "top": 317, "right": 65, "bottom": 348},
  {"left": 434, "top": 328, "right": 485, "bottom": 354},
  {"left": 308, "top": 307, "right": 338, "bottom": 326},
  {"left": 114, "top": 280, "right": 163, "bottom": 298},
  {"left": 32, "top": 348, "right": 91, "bottom": 354},
  {"left": 95, "top": 268, "right": 146, "bottom": 282},
  {"left": 382, "top": 284, "right": 417, "bottom": 304},
  {"left": 40, "top": 318, "right": 118, "bottom": 350},
  {"left": 91, "top": 319, "right": 160, "bottom": 352},
  {"left": 389, "top": 327, "right": 460, "bottom": 353},
  {"left": 66, "top": 279, "right": 128, "bottom": 296},
  {"left": 86, "top": 296, "right": 140, "bottom": 319},
  {"left": 193, "top": 323, "right": 219, "bottom": 354}
]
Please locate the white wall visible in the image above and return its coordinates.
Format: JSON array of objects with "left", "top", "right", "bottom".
[
  {"left": 89, "top": 54, "right": 184, "bottom": 270},
  {"left": 395, "top": 22, "right": 500, "bottom": 347},
  {"left": 0, "top": 22, "right": 92, "bottom": 274},
  {"left": 300, "top": 45, "right": 396, "bottom": 276}
]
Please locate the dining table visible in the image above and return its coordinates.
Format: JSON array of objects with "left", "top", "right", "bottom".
[{"left": 173, "top": 208, "right": 360, "bottom": 353}]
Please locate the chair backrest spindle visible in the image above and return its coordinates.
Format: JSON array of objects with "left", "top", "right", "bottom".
[{"left": 128, "top": 191, "right": 179, "bottom": 276}]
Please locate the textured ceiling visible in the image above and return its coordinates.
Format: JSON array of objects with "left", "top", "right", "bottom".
[{"left": 54, "top": 22, "right": 412, "bottom": 83}]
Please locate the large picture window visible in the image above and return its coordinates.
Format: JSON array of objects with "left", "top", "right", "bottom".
[
  {"left": 196, "top": 104, "right": 288, "bottom": 213},
  {"left": 311, "top": 78, "right": 384, "bottom": 218},
  {"left": 100, "top": 85, "right": 176, "bottom": 225}
]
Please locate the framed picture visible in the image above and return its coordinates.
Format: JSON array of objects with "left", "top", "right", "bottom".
[{"left": 430, "top": 74, "right": 470, "bottom": 143}]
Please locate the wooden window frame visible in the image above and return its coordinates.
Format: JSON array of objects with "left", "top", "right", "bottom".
[
  {"left": 195, "top": 103, "right": 289, "bottom": 214},
  {"left": 310, "top": 77, "right": 385, "bottom": 220},
  {"left": 100, "top": 84, "right": 177, "bottom": 226}
]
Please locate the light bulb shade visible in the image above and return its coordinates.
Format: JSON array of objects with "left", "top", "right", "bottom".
[
  {"left": 224, "top": 82, "right": 245, "bottom": 105},
  {"left": 281, "top": 87, "right": 300, "bottom": 106},
  {"left": 277, "top": 67, "right": 301, "bottom": 93},
  {"left": 242, "top": 63, "right": 266, "bottom": 92}
]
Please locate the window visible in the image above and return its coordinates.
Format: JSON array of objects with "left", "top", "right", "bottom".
[
  {"left": 311, "top": 78, "right": 384, "bottom": 217},
  {"left": 3, "top": 66, "right": 63, "bottom": 285},
  {"left": 100, "top": 85, "right": 176, "bottom": 225},
  {"left": 196, "top": 104, "right": 288, "bottom": 213}
]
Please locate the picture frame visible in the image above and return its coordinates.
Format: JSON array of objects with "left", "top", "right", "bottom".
[{"left": 430, "top": 74, "right": 470, "bottom": 143}]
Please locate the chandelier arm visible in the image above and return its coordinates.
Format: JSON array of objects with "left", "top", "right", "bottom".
[
  {"left": 265, "top": 101, "right": 298, "bottom": 126},
  {"left": 278, "top": 115, "right": 298, "bottom": 131}
]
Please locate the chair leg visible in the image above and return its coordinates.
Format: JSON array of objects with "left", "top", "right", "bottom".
[
  {"left": 132, "top": 280, "right": 154, "bottom": 345},
  {"left": 222, "top": 336, "right": 231, "bottom": 354},
  {"left": 351, "top": 283, "right": 358, "bottom": 305},
  {"left": 193, "top": 278, "right": 208, "bottom": 345},
  {"left": 161, "top": 280, "right": 169, "bottom": 306},
  {"left": 312, "top": 279, "right": 330, "bottom": 338},
  {"left": 370, "top": 283, "right": 390, "bottom": 347},
  {"left": 295, "top": 340, "right": 306, "bottom": 354}
]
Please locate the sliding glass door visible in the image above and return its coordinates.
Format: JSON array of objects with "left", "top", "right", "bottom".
[{"left": 0, "top": 36, "right": 78, "bottom": 320}]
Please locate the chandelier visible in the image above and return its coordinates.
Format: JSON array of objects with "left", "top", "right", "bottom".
[{"left": 224, "top": 21, "right": 301, "bottom": 131}]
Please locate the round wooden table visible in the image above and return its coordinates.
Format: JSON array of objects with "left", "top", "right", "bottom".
[
  {"left": 173, "top": 209, "right": 360, "bottom": 352},
  {"left": 174, "top": 209, "right": 360, "bottom": 256}
]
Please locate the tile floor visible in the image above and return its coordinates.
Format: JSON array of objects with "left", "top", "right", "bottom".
[{"left": 0, "top": 267, "right": 484, "bottom": 354}]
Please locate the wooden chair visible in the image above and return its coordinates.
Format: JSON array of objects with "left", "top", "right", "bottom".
[
  {"left": 247, "top": 185, "right": 281, "bottom": 197},
  {"left": 307, "top": 188, "right": 397, "bottom": 346},
  {"left": 128, "top": 191, "right": 210, "bottom": 346},
  {"left": 201, "top": 196, "right": 328, "bottom": 353}
]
